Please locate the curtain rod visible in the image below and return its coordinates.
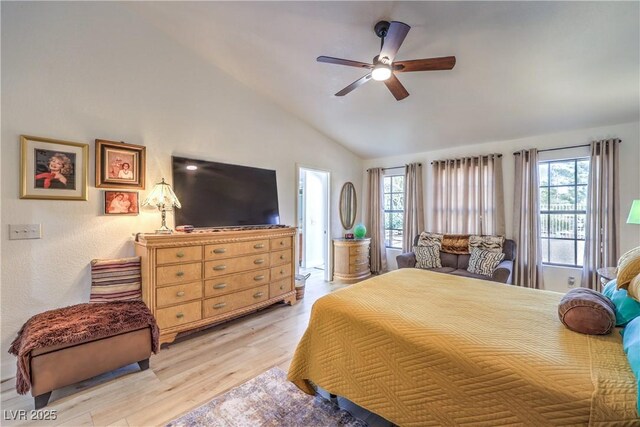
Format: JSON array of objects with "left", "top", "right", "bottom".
[
  {"left": 366, "top": 163, "right": 421, "bottom": 172},
  {"left": 513, "top": 140, "right": 621, "bottom": 155},
  {"left": 430, "top": 154, "right": 502, "bottom": 165}
]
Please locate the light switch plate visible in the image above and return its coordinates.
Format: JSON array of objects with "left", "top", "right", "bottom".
[{"left": 9, "top": 224, "right": 42, "bottom": 240}]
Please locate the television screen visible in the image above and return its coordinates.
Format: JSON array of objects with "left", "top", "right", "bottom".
[{"left": 172, "top": 156, "right": 280, "bottom": 228}]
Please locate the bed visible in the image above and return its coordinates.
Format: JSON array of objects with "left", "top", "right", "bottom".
[{"left": 287, "top": 269, "right": 639, "bottom": 426}]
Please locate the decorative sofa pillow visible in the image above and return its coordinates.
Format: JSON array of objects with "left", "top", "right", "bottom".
[
  {"left": 621, "top": 316, "right": 640, "bottom": 413},
  {"left": 616, "top": 246, "right": 640, "bottom": 289},
  {"left": 90, "top": 256, "right": 142, "bottom": 303},
  {"left": 467, "top": 248, "right": 504, "bottom": 277},
  {"left": 557, "top": 288, "right": 615, "bottom": 335},
  {"left": 469, "top": 235, "right": 505, "bottom": 253},
  {"left": 441, "top": 234, "right": 471, "bottom": 254},
  {"left": 628, "top": 273, "right": 640, "bottom": 302},
  {"left": 414, "top": 245, "right": 442, "bottom": 269},
  {"left": 417, "top": 232, "right": 443, "bottom": 249},
  {"left": 602, "top": 280, "right": 640, "bottom": 326}
]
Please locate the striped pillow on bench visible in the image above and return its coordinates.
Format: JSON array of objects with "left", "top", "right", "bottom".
[{"left": 90, "top": 257, "right": 142, "bottom": 302}]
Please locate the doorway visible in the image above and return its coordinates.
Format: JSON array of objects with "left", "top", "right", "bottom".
[{"left": 297, "top": 166, "right": 330, "bottom": 282}]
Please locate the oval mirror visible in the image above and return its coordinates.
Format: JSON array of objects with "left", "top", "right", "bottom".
[{"left": 339, "top": 182, "right": 357, "bottom": 230}]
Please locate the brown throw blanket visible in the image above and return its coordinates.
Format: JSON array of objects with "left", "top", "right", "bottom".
[{"left": 8, "top": 300, "right": 159, "bottom": 394}]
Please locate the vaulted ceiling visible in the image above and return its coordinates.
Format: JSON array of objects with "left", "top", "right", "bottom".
[{"left": 129, "top": 1, "right": 639, "bottom": 159}]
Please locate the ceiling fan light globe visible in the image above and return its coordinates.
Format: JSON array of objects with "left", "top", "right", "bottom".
[{"left": 371, "top": 65, "right": 392, "bottom": 81}]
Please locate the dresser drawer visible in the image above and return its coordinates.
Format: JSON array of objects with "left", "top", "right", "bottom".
[
  {"left": 156, "top": 246, "right": 202, "bottom": 265},
  {"left": 269, "top": 279, "right": 292, "bottom": 299},
  {"left": 157, "top": 262, "right": 202, "bottom": 286},
  {"left": 156, "top": 281, "right": 202, "bottom": 308},
  {"left": 156, "top": 301, "right": 201, "bottom": 329},
  {"left": 204, "top": 269, "right": 269, "bottom": 297},
  {"left": 270, "top": 237, "right": 292, "bottom": 250},
  {"left": 349, "top": 263, "right": 370, "bottom": 275},
  {"left": 270, "top": 264, "right": 292, "bottom": 282},
  {"left": 349, "top": 244, "right": 369, "bottom": 256},
  {"left": 204, "top": 254, "right": 269, "bottom": 278},
  {"left": 349, "top": 254, "right": 369, "bottom": 265},
  {"left": 203, "top": 285, "right": 269, "bottom": 318},
  {"left": 204, "top": 239, "right": 269, "bottom": 260},
  {"left": 270, "top": 249, "right": 291, "bottom": 266}
]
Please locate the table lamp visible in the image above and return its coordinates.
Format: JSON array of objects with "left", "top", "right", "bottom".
[
  {"left": 628, "top": 200, "right": 640, "bottom": 225},
  {"left": 142, "top": 178, "right": 182, "bottom": 234}
]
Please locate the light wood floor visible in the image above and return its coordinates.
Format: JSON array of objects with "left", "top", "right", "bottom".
[{"left": 1, "top": 269, "right": 389, "bottom": 427}]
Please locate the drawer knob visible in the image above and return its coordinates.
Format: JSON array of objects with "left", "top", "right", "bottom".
[
  {"left": 213, "top": 302, "right": 226, "bottom": 309},
  {"left": 254, "top": 275, "right": 265, "bottom": 281},
  {"left": 176, "top": 312, "right": 184, "bottom": 319},
  {"left": 254, "top": 259, "right": 265, "bottom": 265},
  {"left": 176, "top": 291, "right": 185, "bottom": 297},
  {"left": 176, "top": 271, "right": 184, "bottom": 277},
  {"left": 280, "top": 270, "right": 284, "bottom": 274},
  {"left": 280, "top": 255, "right": 284, "bottom": 260},
  {"left": 213, "top": 283, "right": 227, "bottom": 289},
  {"left": 280, "top": 241, "right": 284, "bottom": 246},
  {"left": 213, "top": 248, "right": 226, "bottom": 254},
  {"left": 253, "top": 291, "right": 264, "bottom": 299},
  {"left": 254, "top": 243, "right": 265, "bottom": 249},
  {"left": 213, "top": 265, "right": 226, "bottom": 271},
  {"left": 279, "top": 285, "right": 284, "bottom": 290},
  {"left": 176, "top": 252, "right": 185, "bottom": 258}
]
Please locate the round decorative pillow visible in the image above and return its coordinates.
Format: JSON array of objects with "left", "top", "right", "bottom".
[
  {"left": 628, "top": 273, "right": 640, "bottom": 302},
  {"left": 616, "top": 246, "right": 640, "bottom": 289},
  {"left": 558, "top": 288, "right": 616, "bottom": 335}
]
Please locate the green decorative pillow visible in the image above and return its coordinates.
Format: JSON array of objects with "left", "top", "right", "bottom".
[
  {"left": 602, "top": 280, "right": 640, "bottom": 326},
  {"left": 467, "top": 248, "right": 505, "bottom": 277},
  {"left": 414, "top": 245, "right": 442, "bottom": 269}
]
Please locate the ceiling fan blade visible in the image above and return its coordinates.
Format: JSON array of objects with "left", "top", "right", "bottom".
[
  {"left": 394, "top": 56, "right": 456, "bottom": 72},
  {"left": 378, "top": 21, "right": 410, "bottom": 64},
  {"left": 335, "top": 73, "right": 373, "bottom": 96},
  {"left": 317, "top": 56, "right": 373, "bottom": 69},
  {"left": 384, "top": 74, "right": 410, "bottom": 101}
]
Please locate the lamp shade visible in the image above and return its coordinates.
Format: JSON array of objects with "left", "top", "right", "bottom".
[
  {"left": 142, "top": 178, "right": 181, "bottom": 210},
  {"left": 627, "top": 200, "right": 640, "bottom": 224}
]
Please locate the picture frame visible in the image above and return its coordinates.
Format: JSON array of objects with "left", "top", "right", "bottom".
[
  {"left": 95, "top": 139, "right": 146, "bottom": 189},
  {"left": 104, "top": 191, "right": 139, "bottom": 215},
  {"left": 20, "top": 135, "right": 89, "bottom": 200}
]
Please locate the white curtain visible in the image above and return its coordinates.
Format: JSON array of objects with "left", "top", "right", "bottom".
[
  {"left": 513, "top": 149, "right": 544, "bottom": 289},
  {"left": 582, "top": 139, "right": 620, "bottom": 291},
  {"left": 402, "top": 163, "right": 425, "bottom": 252},
  {"left": 366, "top": 168, "right": 387, "bottom": 273},
  {"left": 432, "top": 154, "right": 505, "bottom": 235}
]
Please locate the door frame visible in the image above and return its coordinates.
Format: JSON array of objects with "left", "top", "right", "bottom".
[{"left": 295, "top": 164, "right": 331, "bottom": 282}]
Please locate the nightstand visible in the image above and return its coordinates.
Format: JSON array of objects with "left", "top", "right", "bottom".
[{"left": 596, "top": 267, "right": 617, "bottom": 287}]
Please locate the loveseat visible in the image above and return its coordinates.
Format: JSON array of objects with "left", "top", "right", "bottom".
[{"left": 396, "top": 235, "right": 516, "bottom": 284}]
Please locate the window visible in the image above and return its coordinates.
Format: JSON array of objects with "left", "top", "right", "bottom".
[
  {"left": 538, "top": 158, "right": 589, "bottom": 267},
  {"left": 383, "top": 175, "right": 404, "bottom": 249}
]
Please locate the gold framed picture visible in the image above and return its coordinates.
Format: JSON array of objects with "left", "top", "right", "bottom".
[
  {"left": 20, "top": 135, "right": 89, "bottom": 200},
  {"left": 95, "top": 139, "right": 146, "bottom": 189},
  {"left": 104, "top": 191, "right": 139, "bottom": 215}
]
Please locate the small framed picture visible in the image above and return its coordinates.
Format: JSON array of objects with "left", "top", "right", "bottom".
[
  {"left": 20, "top": 135, "right": 89, "bottom": 200},
  {"left": 104, "top": 191, "right": 139, "bottom": 215},
  {"left": 95, "top": 139, "right": 146, "bottom": 189}
]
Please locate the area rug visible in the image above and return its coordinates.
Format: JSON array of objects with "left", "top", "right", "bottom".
[{"left": 166, "top": 367, "right": 368, "bottom": 427}]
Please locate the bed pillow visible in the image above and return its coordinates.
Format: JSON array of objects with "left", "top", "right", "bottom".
[
  {"left": 627, "top": 273, "right": 640, "bottom": 302},
  {"left": 557, "top": 288, "right": 615, "bottom": 335},
  {"left": 414, "top": 245, "right": 442, "bottom": 269},
  {"left": 467, "top": 248, "right": 504, "bottom": 277},
  {"left": 621, "top": 316, "right": 640, "bottom": 414},
  {"left": 616, "top": 246, "right": 640, "bottom": 289},
  {"left": 90, "top": 256, "right": 142, "bottom": 303},
  {"left": 602, "top": 280, "right": 640, "bottom": 326},
  {"left": 416, "top": 232, "right": 443, "bottom": 249}
]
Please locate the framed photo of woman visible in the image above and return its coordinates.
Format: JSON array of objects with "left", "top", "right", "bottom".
[
  {"left": 104, "top": 191, "right": 139, "bottom": 215},
  {"left": 95, "top": 139, "right": 146, "bottom": 189},
  {"left": 20, "top": 135, "right": 89, "bottom": 200}
]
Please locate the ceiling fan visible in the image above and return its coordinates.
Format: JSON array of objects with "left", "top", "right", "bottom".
[{"left": 317, "top": 20, "right": 456, "bottom": 101}]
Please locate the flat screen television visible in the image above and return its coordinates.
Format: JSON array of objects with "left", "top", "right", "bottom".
[{"left": 172, "top": 156, "right": 280, "bottom": 228}]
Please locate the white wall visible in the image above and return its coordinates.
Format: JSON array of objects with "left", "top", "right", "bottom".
[
  {"left": 364, "top": 121, "right": 640, "bottom": 292},
  {"left": 0, "top": 3, "right": 363, "bottom": 379}
]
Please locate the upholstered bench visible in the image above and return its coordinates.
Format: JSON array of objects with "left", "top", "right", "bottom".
[{"left": 9, "top": 301, "right": 159, "bottom": 409}]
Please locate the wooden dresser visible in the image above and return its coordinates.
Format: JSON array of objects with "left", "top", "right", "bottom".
[
  {"left": 135, "top": 227, "right": 296, "bottom": 346},
  {"left": 332, "top": 238, "right": 371, "bottom": 282}
]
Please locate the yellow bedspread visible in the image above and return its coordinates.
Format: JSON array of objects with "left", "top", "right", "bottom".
[{"left": 288, "top": 269, "right": 638, "bottom": 426}]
